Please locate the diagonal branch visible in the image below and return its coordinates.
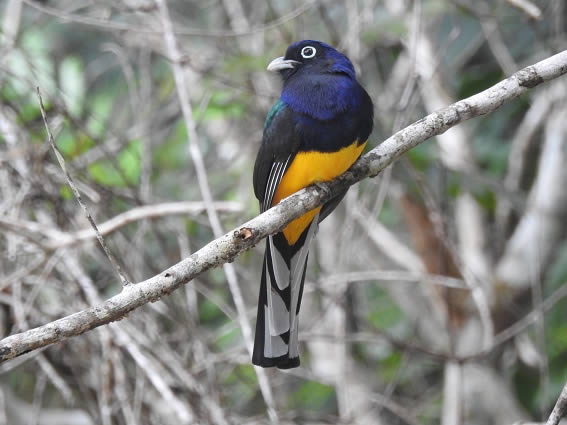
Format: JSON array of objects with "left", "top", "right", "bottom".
[
  {"left": 0, "top": 201, "right": 242, "bottom": 249},
  {"left": 547, "top": 379, "right": 567, "bottom": 425},
  {"left": 0, "top": 50, "right": 566, "bottom": 363},
  {"left": 37, "top": 87, "right": 131, "bottom": 286}
]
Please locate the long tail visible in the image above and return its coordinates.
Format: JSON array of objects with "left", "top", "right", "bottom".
[{"left": 252, "top": 214, "right": 318, "bottom": 369}]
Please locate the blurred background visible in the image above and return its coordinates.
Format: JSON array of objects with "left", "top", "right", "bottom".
[{"left": 1, "top": 0, "right": 566, "bottom": 424}]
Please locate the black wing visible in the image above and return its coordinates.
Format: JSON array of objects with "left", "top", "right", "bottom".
[{"left": 253, "top": 104, "right": 301, "bottom": 211}]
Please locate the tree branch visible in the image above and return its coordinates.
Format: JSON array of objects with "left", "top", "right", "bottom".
[
  {"left": 0, "top": 50, "right": 566, "bottom": 363},
  {"left": 0, "top": 201, "right": 242, "bottom": 249},
  {"left": 37, "top": 87, "right": 131, "bottom": 286},
  {"left": 547, "top": 380, "right": 567, "bottom": 425}
]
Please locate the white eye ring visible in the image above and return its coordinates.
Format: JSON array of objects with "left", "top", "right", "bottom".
[{"left": 300, "top": 46, "right": 316, "bottom": 59}]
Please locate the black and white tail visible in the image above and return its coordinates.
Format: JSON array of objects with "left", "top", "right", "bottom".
[{"left": 252, "top": 214, "right": 319, "bottom": 369}]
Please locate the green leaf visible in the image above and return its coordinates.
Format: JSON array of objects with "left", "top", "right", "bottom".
[
  {"left": 368, "top": 289, "right": 403, "bottom": 329},
  {"left": 59, "top": 185, "right": 73, "bottom": 200},
  {"left": 213, "top": 327, "right": 241, "bottom": 351},
  {"left": 548, "top": 323, "right": 567, "bottom": 358},
  {"left": 226, "top": 364, "right": 257, "bottom": 385},
  {"left": 224, "top": 364, "right": 257, "bottom": 405},
  {"left": 380, "top": 352, "right": 402, "bottom": 382},
  {"left": 118, "top": 140, "right": 141, "bottom": 184},
  {"left": 18, "top": 103, "right": 42, "bottom": 123},
  {"left": 59, "top": 57, "right": 85, "bottom": 117},
  {"left": 88, "top": 161, "right": 124, "bottom": 187},
  {"left": 448, "top": 179, "right": 461, "bottom": 199},
  {"left": 473, "top": 189, "right": 496, "bottom": 213},
  {"left": 55, "top": 126, "right": 94, "bottom": 158},
  {"left": 87, "top": 93, "right": 114, "bottom": 137},
  {"left": 55, "top": 126, "right": 75, "bottom": 157},
  {"left": 154, "top": 120, "right": 187, "bottom": 169},
  {"left": 199, "top": 298, "right": 224, "bottom": 323},
  {"left": 88, "top": 140, "right": 140, "bottom": 186},
  {"left": 197, "top": 91, "right": 245, "bottom": 121},
  {"left": 6, "top": 29, "right": 55, "bottom": 97},
  {"left": 290, "top": 381, "right": 335, "bottom": 409}
]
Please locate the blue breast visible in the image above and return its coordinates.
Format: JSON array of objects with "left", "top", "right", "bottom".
[
  {"left": 281, "top": 73, "right": 360, "bottom": 121},
  {"left": 279, "top": 75, "right": 372, "bottom": 153}
]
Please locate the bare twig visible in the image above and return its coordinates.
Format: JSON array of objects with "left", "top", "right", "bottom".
[
  {"left": 352, "top": 204, "right": 424, "bottom": 271},
  {"left": 496, "top": 86, "right": 557, "bottom": 239},
  {"left": 320, "top": 270, "right": 468, "bottom": 289},
  {"left": 547, "top": 381, "right": 567, "bottom": 425},
  {"left": 407, "top": 17, "right": 494, "bottom": 351},
  {"left": 489, "top": 281, "right": 567, "bottom": 352},
  {"left": 0, "top": 50, "right": 565, "bottom": 363},
  {"left": 112, "top": 326, "right": 194, "bottom": 424},
  {"left": 22, "top": 0, "right": 318, "bottom": 37},
  {"left": 441, "top": 361, "right": 462, "bottom": 425},
  {"left": 48, "top": 201, "right": 242, "bottom": 248},
  {"left": 2, "top": 0, "right": 23, "bottom": 46},
  {"left": 496, "top": 103, "right": 567, "bottom": 291},
  {"left": 504, "top": 0, "right": 542, "bottom": 19},
  {"left": 36, "top": 354, "right": 73, "bottom": 404},
  {"left": 36, "top": 87, "right": 131, "bottom": 286},
  {"left": 481, "top": 18, "right": 518, "bottom": 76},
  {"left": 153, "top": 0, "right": 278, "bottom": 421},
  {"left": 0, "top": 201, "right": 241, "bottom": 250}
]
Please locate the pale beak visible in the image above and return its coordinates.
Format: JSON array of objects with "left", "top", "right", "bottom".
[{"left": 267, "top": 56, "right": 300, "bottom": 72}]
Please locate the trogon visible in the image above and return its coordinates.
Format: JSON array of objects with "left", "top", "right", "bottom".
[{"left": 252, "top": 40, "right": 374, "bottom": 369}]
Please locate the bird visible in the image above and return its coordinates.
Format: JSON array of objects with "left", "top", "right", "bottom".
[{"left": 252, "top": 40, "right": 373, "bottom": 369}]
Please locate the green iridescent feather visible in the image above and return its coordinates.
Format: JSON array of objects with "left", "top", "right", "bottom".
[{"left": 264, "top": 99, "right": 285, "bottom": 130}]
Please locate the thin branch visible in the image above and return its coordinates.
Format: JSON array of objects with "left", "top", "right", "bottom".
[
  {"left": 112, "top": 325, "right": 194, "bottom": 424},
  {"left": 352, "top": 204, "right": 424, "bottom": 271},
  {"left": 495, "top": 102, "right": 567, "bottom": 290},
  {"left": 489, "top": 281, "right": 567, "bottom": 353},
  {"left": 504, "top": 0, "right": 542, "bottom": 19},
  {"left": 304, "top": 331, "right": 453, "bottom": 361},
  {"left": 153, "top": 0, "right": 278, "bottom": 421},
  {"left": 49, "top": 201, "right": 242, "bottom": 248},
  {"left": 22, "top": 0, "right": 318, "bottom": 37},
  {"left": 441, "top": 361, "right": 463, "bottom": 425},
  {"left": 0, "top": 202, "right": 241, "bottom": 247},
  {"left": 445, "top": 280, "right": 567, "bottom": 363},
  {"left": 547, "top": 381, "right": 567, "bottom": 425},
  {"left": 0, "top": 201, "right": 241, "bottom": 253},
  {"left": 496, "top": 85, "right": 556, "bottom": 240},
  {"left": 0, "top": 50, "right": 565, "bottom": 363},
  {"left": 37, "top": 88, "right": 131, "bottom": 286},
  {"left": 320, "top": 270, "right": 468, "bottom": 289}
]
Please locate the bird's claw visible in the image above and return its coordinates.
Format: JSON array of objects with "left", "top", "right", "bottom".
[{"left": 314, "top": 182, "right": 331, "bottom": 198}]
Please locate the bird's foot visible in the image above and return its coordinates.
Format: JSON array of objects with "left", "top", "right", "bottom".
[{"left": 313, "top": 182, "right": 331, "bottom": 198}]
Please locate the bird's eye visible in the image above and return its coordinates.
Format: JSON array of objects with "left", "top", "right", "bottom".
[{"left": 300, "top": 46, "right": 316, "bottom": 59}]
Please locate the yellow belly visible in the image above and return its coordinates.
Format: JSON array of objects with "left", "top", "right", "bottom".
[{"left": 272, "top": 140, "right": 366, "bottom": 245}]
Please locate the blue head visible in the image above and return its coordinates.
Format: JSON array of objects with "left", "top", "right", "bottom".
[
  {"left": 267, "top": 40, "right": 361, "bottom": 120},
  {"left": 267, "top": 40, "right": 356, "bottom": 80}
]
